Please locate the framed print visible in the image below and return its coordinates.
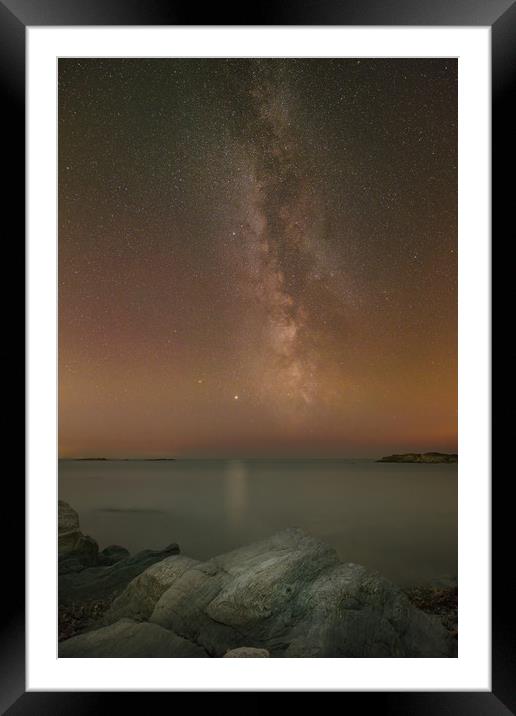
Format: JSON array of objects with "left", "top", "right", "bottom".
[{"left": 4, "top": 0, "right": 511, "bottom": 709}]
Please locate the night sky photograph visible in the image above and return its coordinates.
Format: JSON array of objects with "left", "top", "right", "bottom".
[
  {"left": 58, "top": 58, "right": 457, "bottom": 459},
  {"left": 58, "top": 59, "right": 458, "bottom": 659}
]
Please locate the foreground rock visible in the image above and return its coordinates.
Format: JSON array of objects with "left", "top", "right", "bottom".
[
  {"left": 59, "top": 598, "right": 112, "bottom": 643},
  {"left": 404, "top": 583, "right": 458, "bottom": 639},
  {"left": 58, "top": 501, "right": 98, "bottom": 569},
  {"left": 97, "top": 545, "right": 130, "bottom": 566},
  {"left": 58, "top": 619, "right": 207, "bottom": 658},
  {"left": 59, "top": 543, "right": 180, "bottom": 606},
  {"left": 58, "top": 516, "right": 456, "bottom": 658},
  {"left": 224, "top": 647, "right": 270, "bottom": 658},
  {"left": 104, "top": 555, "right": 198, "bottom": 624},
  {"left": 144, "top": 529, "right": 455, "bottom": 658},
  {"left": 59, "top": 501, "right": 131, "bottom": 574},
  {"left": 58, "top": 500, "right": 81, "bottom": 536},
  {"left": 377, "top": 452, "right": 458, "bottom": 464}
]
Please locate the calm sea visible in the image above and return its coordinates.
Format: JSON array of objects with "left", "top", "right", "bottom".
[{"left": 58, "top": 458, "right": 457, "bottom": 586}]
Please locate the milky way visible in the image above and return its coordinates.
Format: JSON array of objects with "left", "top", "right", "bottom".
[{"left": 59, "top": 59, "right": 457, "bottom": 457}]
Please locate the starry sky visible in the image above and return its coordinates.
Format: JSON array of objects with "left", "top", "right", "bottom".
[{"left": 58, "top": 58, "right": 457, "bottom": 458}]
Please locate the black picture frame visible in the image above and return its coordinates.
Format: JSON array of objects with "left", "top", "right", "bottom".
[{"left": 4, "top": 0, "right": 509, "bottom": 710}]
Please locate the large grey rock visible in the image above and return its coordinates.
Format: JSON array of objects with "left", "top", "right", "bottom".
[
  {"left": 59, "top": 544, "right": 180, "bottom": 606},
  {"left": 97, "top": 545, "right": 130, "bottom": 566},
  {"left": 282, "top": 562, "right": 452, "bottom": 657},
  {"left": 59, "top": 500, "right": 80, "bottom": 535},
  {"left": 58, "top": 500, "right": 99, "bottom": 569},
  {"left": 104, "top": 555, "right": 199, "bottom": 624},
  {"left": 150, "top": 528, "right": 455, "bottom": 658},
  {"left": 58, "top": 619, "right": 207, "bottom": 658},
  {"left": 224, "top": 647, "right": 270, "bottom": 658}
]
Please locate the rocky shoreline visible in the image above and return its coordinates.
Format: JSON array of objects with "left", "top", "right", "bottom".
[
  {"left": 377, "top": 452, "right": 458, "bottom": 464},
  {"left": 58, "top": 500, "right": 457, "bottom": 658}
]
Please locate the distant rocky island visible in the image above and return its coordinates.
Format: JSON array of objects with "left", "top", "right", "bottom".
[
  {"left": 73, "top": 458, "right": 176, "bottom": 462},
  {"left": 377, "top": 452, "right": 458, "bottom": 464}
]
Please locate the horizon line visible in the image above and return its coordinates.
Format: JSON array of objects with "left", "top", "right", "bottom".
[{"left": 59, "top": 451, "right": 458, "bottom": 461}]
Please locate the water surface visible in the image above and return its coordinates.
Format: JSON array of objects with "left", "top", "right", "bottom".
[{"left": 59, "top": 458, "right": 457, "bottom": 585}]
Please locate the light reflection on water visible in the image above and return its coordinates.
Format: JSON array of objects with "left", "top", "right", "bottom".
[
  {"left": 59, "top": 458, "right": 457, "bottom": 586},
  {"left": 224, "top": 460, "right": 248, "bottom": 530}
]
